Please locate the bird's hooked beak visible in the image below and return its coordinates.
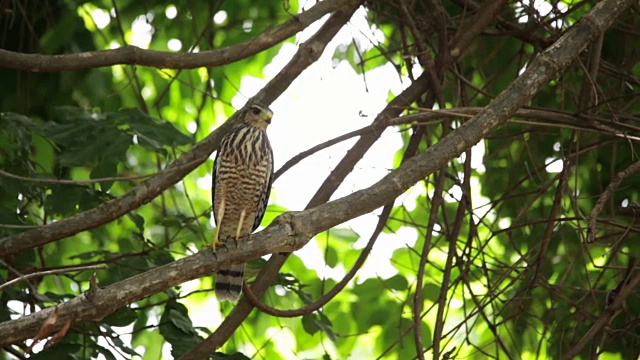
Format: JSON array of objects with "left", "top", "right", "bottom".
[{"left": 264, "top": 111, "right": 273, "bottom": 125}]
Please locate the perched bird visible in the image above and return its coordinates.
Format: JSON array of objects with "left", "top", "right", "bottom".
[{"left": 211, "top": 103, "right": 274, "bottom": 302}]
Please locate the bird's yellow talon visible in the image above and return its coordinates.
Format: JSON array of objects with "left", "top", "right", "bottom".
[{"left": 203, "top": 240, "right": 224, "bottom": 251}]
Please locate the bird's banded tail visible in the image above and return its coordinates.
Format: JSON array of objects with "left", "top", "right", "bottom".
[{"left": 215, "top": 263, "right": 244, "bottom": 302}]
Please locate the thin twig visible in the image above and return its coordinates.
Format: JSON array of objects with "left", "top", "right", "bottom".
[
  {"left": 0, "top": 169, "right": 154, "bottom": 185},
  {"left": 587, "top": 160, "right": 640, "bottom": 243},
  {"left": 0, "top": 265, "right": 107, "bottom": 291},
  {"left": 0, "top": 0, "right": 351, "bottom": 72},
  {"left": 243, "top": 204, "right": 392, "bottom": 317}
]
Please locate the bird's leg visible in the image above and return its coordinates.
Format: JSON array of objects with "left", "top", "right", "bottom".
[
  {"left": 208, "top": 199, "right": 226, "bottom": 251},
  {"left": 233, "top": 210, "right": 246, "bottom": 249}
]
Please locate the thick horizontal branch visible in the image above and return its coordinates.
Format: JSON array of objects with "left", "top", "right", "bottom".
[
  {"left": 0, "top": 218, "right": 297, "bottom": 346},
  {"left": 0, "top": 0, "right": 352, "bottom": 72},
  {"left": 0, "top": 0, "right": 359, "bottom": 257}
]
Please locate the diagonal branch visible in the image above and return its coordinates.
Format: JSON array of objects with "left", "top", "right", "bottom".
[
  {"left": 242, "top": 204, "right": 391, "bottom": 318},
  {"left": 562, "top": 269, "right": 640, "bottom": 359},
  {"left": 587, "top": 160, "right": 640, "bottom": 243},
  {"left": 449, "top": 0, "right": 508, "bottom": 59},
  {"left": 0, "top": 0, "right": 352, "bottom": 72},
  {"left": 307, "top": 0, "right": 509, "bottom": 211}
]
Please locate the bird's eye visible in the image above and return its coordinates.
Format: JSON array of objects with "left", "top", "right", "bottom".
[{"left": 251, "top": 107, "right": 261, "bottom": 115}]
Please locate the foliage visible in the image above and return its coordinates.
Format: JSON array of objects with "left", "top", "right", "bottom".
[{"left": 1, "top": 0, "right": 640, "bottom": 359}]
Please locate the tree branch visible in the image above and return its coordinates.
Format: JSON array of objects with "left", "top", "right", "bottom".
[
  {"left": 242, "top": 204, "right": 390, "bottom": 318},
  {"left": 587, "top": 160, "right": 640, "bottom": 243},
  {"left": 0, "top": 216, "right": 297, "bottom": 346},
  {"left": 449, "top": 0, "right": 508, "bottom": 59},
  {"left": 0, "top": 265, "right": 106, "bottom": 292},
  {"left": 562, "top": 269, "right": 640, "bottom": 359},
  {"left": 0, "top": 0, "right": 351, "bottom": 72}
]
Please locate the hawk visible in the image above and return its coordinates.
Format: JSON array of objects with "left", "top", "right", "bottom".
[{"left": 212, "top": 104, "right": 274, "bottom": 302}]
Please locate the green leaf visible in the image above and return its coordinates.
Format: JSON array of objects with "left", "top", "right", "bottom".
[
  {"left": 168, "top": 309, "right": 197, "bottom": 334},
  {"left": 92, "top": 344, "right": 117, "bottom": 360},
  {"left": 50, "top": 106, "right": 95, "bottom": 124},
  {"left": 246, "top": 257, "right": 268, "bottom": 276},
  {"left": 325, "top": 246, "right": 338, "bottom": 268},
  {"left": 147, "top": 249, "right": 175, "bottom": 267},
  {"left": 212, "top": 352, "right": 252, "bottom": 360},
  {"left": 627, "top": 239, "right": 640, "bottom": 257},
  {"left": 39, "top": 107, "right": 132, "bottom": 167},
  {"left": 98, "top": 134, "right": 132, "bottom": 163},
  {"left": 422, "top": 283, "right": 440, "bottom": 303},
  {"left": 103, "top": 306, "right": 137, "bottom": 327},
  {"left": 127, "top": 212, "right": 146, "bottom": 234},
  {"left": 30, "top": 134, "right": 55, "bottom": 174},
  {"left": 302, "top": 314, "right": 320, "bottom": 335},
  {"left": 60, "top": 128, "right": 128, "bottom": 166},
  {"left": 301, "top": 312, "right": 336, "bottom": 341},
  {"left": 131, "top": 319, "right": 164, "bottom": 360},
  {"left": 28, "top": 343, "right": 82, "bottom": 360},
  {"left": 111, "top": 335, "right": 141, "bottom": 357},
  {"left": 41, "top": 120, "right": 91, "bottom": 147},
  {"left": 40, "top": 12, "right": 85, "bottom": 54},
  {"left": 114, "top": 108, "right": 192, "bottom": 149},
  {"left": 329, "top": 228, "right": 359, "bottom": 243},
  {"left": 260, "top": 204, "right": 288, "bottom": 227},
  {"left": 353, "top": 278, "right": 384, "bottom": 301},
  {"left": 78, "top": 187, "right": 105, "bottom": 212},
  {"left": 160, "top": 301, "right": 203, "bottom": 358},
  {"left": 384, "top": 274, "right": 408, "bottom": 291},
  {"left": 360, "top": 46, "right": 390, "bottom": 73},
  {"left": 44, "top": 185, "right": 84, "bottom": 216},
  {"left": 385, "top": 206, "right": 411, "bottom": 234},
  {"left": 91, "top": 161, "right": 118, "bottom": 191},
  {"left": 391, "top": 247, "right": 418, "bottom": 274},
  {"left": 102, "top": 257, "right": 148, "bottom": 285},
  {"left": 315, "top": 312, "right": 337, "bottom": 342}
]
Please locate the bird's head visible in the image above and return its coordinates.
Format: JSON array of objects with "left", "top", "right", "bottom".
[{"left": 241, "top": 104, "right": 273, "bottom": 130}]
